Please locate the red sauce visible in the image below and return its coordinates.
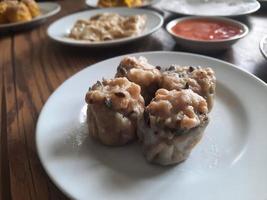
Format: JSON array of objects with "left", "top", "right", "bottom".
[{"left": 171, "top": 19, "right": 244, "bottom": 41}]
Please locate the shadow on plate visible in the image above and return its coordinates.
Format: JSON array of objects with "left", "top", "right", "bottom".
[{"left": 48, "top": 121, "right": 175, "bottom": 185}]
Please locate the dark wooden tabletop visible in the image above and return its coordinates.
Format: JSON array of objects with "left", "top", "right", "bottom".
[{"left": 0, "top": 0, "right": 267, "bottom": 199}]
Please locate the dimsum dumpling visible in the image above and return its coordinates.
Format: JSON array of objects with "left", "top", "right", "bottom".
[
  {"left": 85, "top": 77, "right": 144, "bottom": 146},
  {"left": 138, "top": 89, "right": 209, "bottom": 165},
  {"left": 161, "top": 66, "right": 216, "bottom": 111},
  {"left": 116, "top": 56, "right": 161, "bottom": 104}
]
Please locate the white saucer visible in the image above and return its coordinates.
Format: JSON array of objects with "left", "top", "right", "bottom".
[{"left": 47, "top": 8, "right": 163, "bottom": 47}]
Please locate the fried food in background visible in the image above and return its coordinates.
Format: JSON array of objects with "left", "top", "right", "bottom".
[
  {"left": 98, "top": 0, "right": 143, "bottom": 7},
  {"left": 21, "top": 0, "right": 40, "bottom": 17},
  {"left": 0, "top": 0, "right": 40, "bottom": 24},
  {"left": 5, "top": 2, "right": 32, "bottom": 22},
  {"left": 0, "top": 2, "right": 8, "bottom": 23}
]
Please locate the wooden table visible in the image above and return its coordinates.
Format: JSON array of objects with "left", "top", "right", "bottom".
[{"left": 0, "top": 1, "right": 266, "bottom": 199}]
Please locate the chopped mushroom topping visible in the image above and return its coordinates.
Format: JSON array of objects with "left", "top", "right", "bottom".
[
  {"left": 161, "top": 66, "right": 216, "bottom": 96},
  {"left": 116, "top": 56, "right": 162, "bottom": 103},
  {"left": 85, "top": 77, "right": 144, "bottom": 115},
  {"left": 147, "top": 89, "right": 208, "bottom": 130},
  {"left": 116, "top": 56, "right": 161, "bottom": 86}
]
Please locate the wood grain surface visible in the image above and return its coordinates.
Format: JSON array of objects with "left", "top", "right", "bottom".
[{"left": 0, "top": 0, "right": 267, "bottom": 199}]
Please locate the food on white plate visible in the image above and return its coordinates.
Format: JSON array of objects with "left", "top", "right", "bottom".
[
  {"left": 0, "top": 1, "right": 8, "bottom": 23},
  {"left": 85, "top": 77, "right": 144, "bottom": 146},
  {"left": 116, "top": 56, "right": 161, "bottom": 104},
  {"left": 21, "top": 0, "right": 40, "bottom": 17},
  {"left": 69, "top": 13, "right": 146, "bottom": 42},
  {"left": 161, "top": 66, "right": 216, "bottom": 111},
  {"left": 97, "top": 0, "right": 143, "bottom": 8},
  {"left": 85, "top": 56, "right": 216, "bottom": 166},
  {"left": 0, "top": 0, "right": 40, "bottom": 24},
  {"left": 137, "top": 89, "right": 209, "bottom": 165}
]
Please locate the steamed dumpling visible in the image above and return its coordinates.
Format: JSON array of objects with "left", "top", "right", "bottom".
[
  {"left": 116, "top": 56, "right": 161, "bottom": 104},
  {"left": 85, "top": 77, "right": 144, "bottom": 146},
  {"left": 161, "top": 66, "right": 216, "bottom": 111},
  {"left": 138, "top": 89, "right": 209, "bottom": 165}
]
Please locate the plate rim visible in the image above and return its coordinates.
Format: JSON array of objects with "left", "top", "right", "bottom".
[
  {"left": 260, "top": 35, "right": 267, "bottom": 59},
  {"left": 0, "top": 2, "right": 61, "bottom": 29},
  {"left": 163, "top": 0, "right": 261, "bottom": 17},
  {"left": 36, "top": 51, "right": 267, "bottom": 200},
  {"left": 47, "top": 7, "right": 164, "bottom": 47},
  {"left": 85, "top": 0, "right": 162, "bottom": 8}
]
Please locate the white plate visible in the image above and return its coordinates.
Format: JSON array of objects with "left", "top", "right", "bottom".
[
  {"left": 47, "top": 8, "right": 163, "bottom": 47},
  {"left": 162, "top": 0, "right": 260, "bottom": 16},
  {"left": 260, "top": 35, "right": 267, "bottom": 59},
  {"left": 0, "top": 2, "right": 61, "bottom": 32},
  {"left": 36, "top": 51, "right": 267, "bottom": 200},
  {"left": 85, "top": 0, "right": 161, "bottom": 7}
]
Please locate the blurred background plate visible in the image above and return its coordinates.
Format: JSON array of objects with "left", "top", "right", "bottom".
[
  {"left": 0, "top": 2, "right": 61, "bottom": 32},
  {"left": 85, "top": 0, "right": 161, "bottom": 8},
  {"left": 47, "top": 8, "right": 163, "bottom": 47},
  {"left": 162, "top": 0, "right": 260, "bottom": 17}
]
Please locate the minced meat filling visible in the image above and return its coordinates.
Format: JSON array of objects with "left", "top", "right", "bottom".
[
  {"left": 161, "top": 66, "right": 216, "bottom": 96},
  {"left": 85, "top": 77, "right": 144, "bottom": 115},
  {"left": 147, "top": 89, "right": 208, "bottom": 130},
  {"left": 116, "top": 56, "right": 161, "bottom": 86}
]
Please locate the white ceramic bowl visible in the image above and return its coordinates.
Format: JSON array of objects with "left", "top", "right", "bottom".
[{"left": 166, "top": 16, "right": 249, "bottom": 51}]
